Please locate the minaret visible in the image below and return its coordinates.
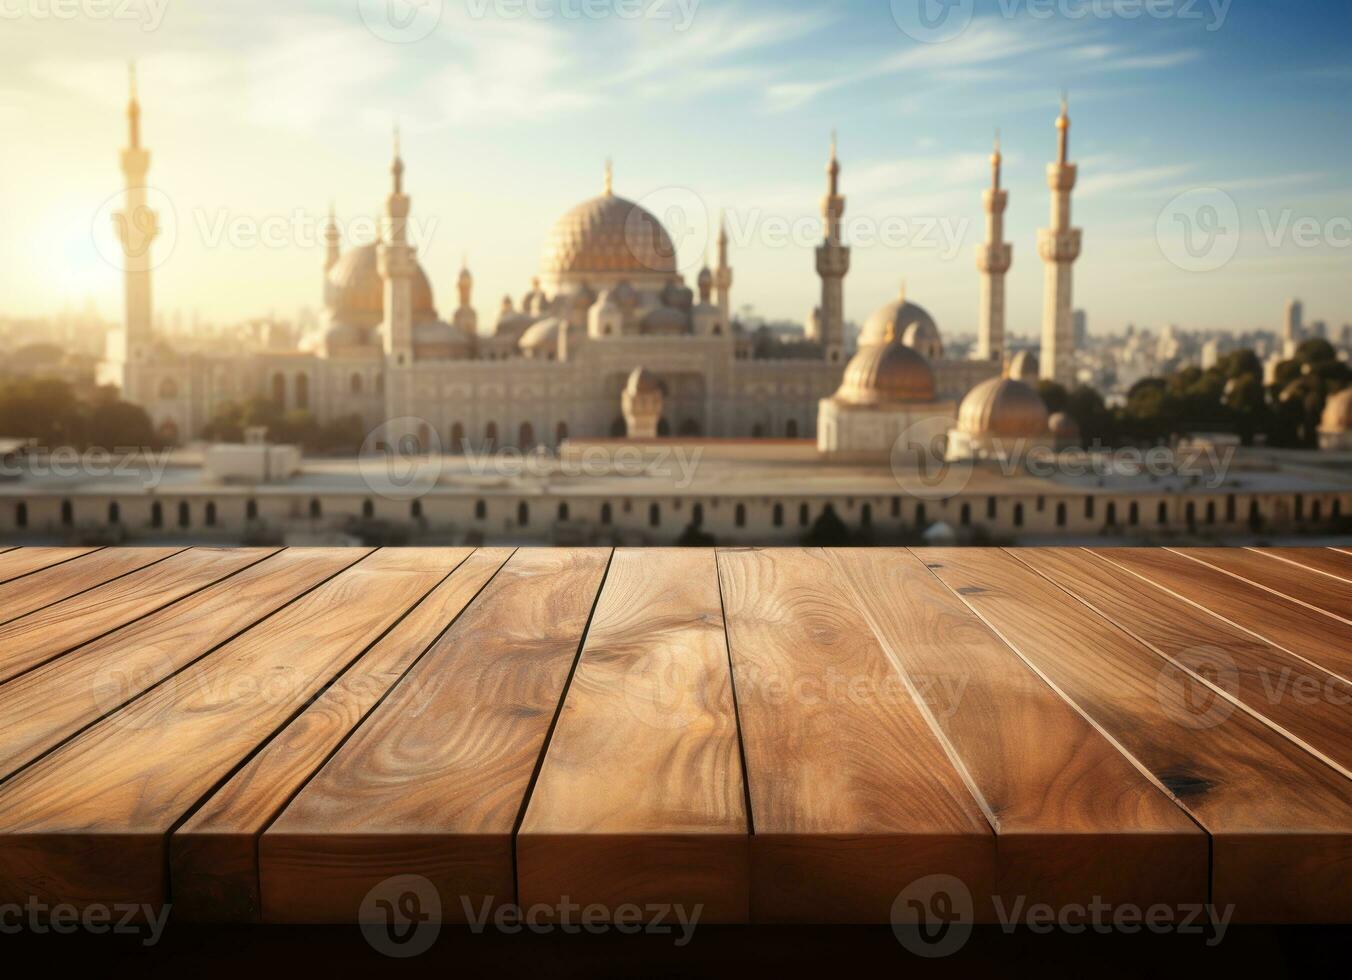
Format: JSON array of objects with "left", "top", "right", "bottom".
[
  {"left": 1038, "top": 96, "right": 1082, "bottom": 387},
  {"left": 713, "top": 213, "right": 733, "bottom": 327},
  {"left": 117, "top": 62, "right": 156, "bottom": 362},
  {"left": 815, "top": 131, "right": 850, "bottom": 364},
  {"left": 454, "top": 257, "right": 478, "bottom": 340},
  {"left": 1283, "top": 298, "right": 1303, "bottom": 358},
  {"left": 324, "top": 202, "right": 341, "bottom": 274},
  {"left": 379, "top": 127, "right": 416, "bottom": 365},
  {"left": 976, "top": 132, "right": 1012, "bottom": 364}
]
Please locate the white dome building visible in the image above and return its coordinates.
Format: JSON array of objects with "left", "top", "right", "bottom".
[
  {"left": 1319, "top": 388, "right": 1352, "bottom": 451},
  {"left": 947, "top": 367, "right": 1054, "bottom": 461}
]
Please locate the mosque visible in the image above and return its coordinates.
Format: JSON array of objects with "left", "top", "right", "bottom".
[{"left": 98, "top": 71, "right": 1086, "bottom": 461}]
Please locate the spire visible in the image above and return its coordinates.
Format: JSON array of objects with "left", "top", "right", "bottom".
[
  {"left": 1056, "top": 91, "right": 1070, "bottom": 165},
  {"left": 127, "top": 61, "right": 141, "bottom": 150},
  {"left": 897, "top": 279, "right": 907, "bottom": 303},
  {"left": 827, "top": 129, "right": 840, "bottom": 195},
  {"left": 391, "top": 124, "right": 405, "bottom": 194},
  {"left": 604, "top": 157, "right": 613, "bottom": 196},
  {"left": 992, "top": 134, "right": 1003, "bottom": 189}
]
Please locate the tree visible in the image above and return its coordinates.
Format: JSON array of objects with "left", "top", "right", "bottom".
[{"left": 1036, "top": 380, "right": 1070, "bottom": 415}]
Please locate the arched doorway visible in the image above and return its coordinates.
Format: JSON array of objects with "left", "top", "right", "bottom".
[{"left": 272, "top": 372, "right": 286, "bottom": 409}]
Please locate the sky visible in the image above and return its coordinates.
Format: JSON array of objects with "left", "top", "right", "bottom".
[{"left": 2, "top": 0, "right": 1350, "bottom": 338}]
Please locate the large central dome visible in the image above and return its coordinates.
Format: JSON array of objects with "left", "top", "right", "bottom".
[{"left": 542, "top": 190, "right": 678, "bottom": 282}]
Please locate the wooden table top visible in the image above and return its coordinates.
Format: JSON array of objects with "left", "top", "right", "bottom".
[{"left": 1, "top": 545, "right": 1350, "bottom": 926}]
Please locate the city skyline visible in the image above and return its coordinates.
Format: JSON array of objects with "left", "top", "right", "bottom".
[{"left": 3, "top": 0, "right": 1349, "bottom": 335}]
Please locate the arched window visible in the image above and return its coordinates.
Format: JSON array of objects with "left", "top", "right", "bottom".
[
  {"left": 1158, "top": 502, "right": 1168, "bottom": 525},
  {"left": 519, "top": 422, "right": 535, "bottom": 449},
  {"left": 1249, "top": 500, "right": 1262, "bottom": 528},
  {"left": 309, "top": 498, "right": 322, "bottom": 519},
  {"left": 158, "top": 378, "right": 179, "bottom": 400},
  {"left": 1333, "top": 499, "right": 1342, "bottom": 519},
  {"left": 555, "top": 422, "right": 569, "bottom": 445},
  {"left": 962, "top": 503, "right": 972, "bottom": 527},
  {"left": 916, "top": 503, "right": 927, "bottom": 527},
  {"left": 295, "top": 374, "right": 310, "bottom": 411},
  {"left": 485, "top": 422, "right": 498, "bottom": 446},
  {"left": 61, "top": 499, "right": 73, "bottom": 526},
  {"left": 891, "top": 497, "right": 901, "bottom": 519},
  {"left": 108, "top": 501, "right": 120, "bottom": 525},
  {"left": 610, "top": 417, "right": 626, "bottom": 437},
  {"left": 247, "top": 499, "right": 259, "bottom": 520},
  {"left": 15, "top": 502, "right": 27, "bottom": 528},
  {"left": 178, "top": 501, "right": 190, "bottom": 528},
  {"left": 1056, "top": 502, "right": 1066, "bottom": 528},
  {"left": 693, "top": 503, "right": 704, "bottom": 527},
  {"left": 987, "top": 497, "right": 997, "bottom": 519},
  {"left": 735, "top": 504, "right": 747, "bottom": 528},
  {"left": 1106, "top": 502, "right": 1117, "bottom": 527},
  {"left": 799, "top": 503, "right": 810, "bottom": 527},
  {"left": 362, "top": 499, "right": 375, "bottom": 519},
  {"left": 649, "top": 503, "right": 661, "bottom": 528},
  {"left": 451, "top": 423, "right": 465, "bottom": 453},
  {"left": 350, "top": 373, "right": 363, "bottom": 396},
  {"left": 1295, "top": 494, "right": 1305, "bottom": 521},
  {"left": 475, "top": 500, "right": 487, "bottom": 520},
  {"left": 773, "top": 503, "right": 784, "bottom": 527},
  {"left": 411, "top": 500, "right": 423, "bottom": 520},
  {"left": 657, "top": 418, "right": 671, "bottom": 437},
  {"left": 558, "top": 502, "right": 570, "bottom": 522},
  {"left": 272, "top": 372, "right": 286, "bottom": 409},
  {"left": 1129, "top": 502, "right": 1139, "bottom": 526},
  {"left": 151, "top": 501, "right": 163, "bottom": 528},
  {"left": 1226, "top": 495, "right": 1236, "bottom": 523},
  {"left": 1186, "top": 502, "right": 1197, "bottom": 528},
  {"left": 517, "top": 502, "right": 530, "bottom": 527},
  {"left": 861, "top": 503, "right": 872, "bottom": 528},
  {"left": 1084, "top": 497, "right": 1095, "bottom": 519},
  {"left": 785, "top": 419, "right": 799, "bottom": 438},
  {"left": 1206, "top": 501, "right": 1216, "bottom": 525},
  {"left": 1312, "top": 499, "right": 1323, "bottom": 522},
  {"left": 205, "top": 502, "right": 217, "bottom": 527},
  {"left": 601, "top": 502, "right": 612, "bottom": 525},
  {"left": 1013, "top": 503, "right": 1024, "bottom": 528}
]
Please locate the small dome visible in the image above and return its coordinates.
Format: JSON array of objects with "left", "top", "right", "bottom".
[
  {"left": 326, "top": 244, "right": 436, "bottom": 323},
  {"left": 519, "top": 316, "right": 566, "bottom": 350},
  {"left": 834, "top": 340, "right": 936, "bottom": 406},
  {"left": 902, "top": 319, "right": 944, "bottom": 361},
  {"left": 640, "top": 305, "right": 687, "bottom": 335},
  {"left": 1321, "top": 388, "right": 1352, "bottom": 433},
  {"left": 861, "top": 286, "right": 940, "bottom": 348},
  {"left": 324, "top": 321, "right": 369, "bottom": 351},
  {"left": 958, "top": 376, "right": 1049, "bottom": 438},
  {"left": 1048, "top": 411, "right": 1080, "bottom": 440},
  {"left": 626, "top": 366, "right": 662, "bottom": 396},
  {"left": 542, "top": 192, "right": 677, "bottom": 279},
  {"left": 494, "top": 310, "right": 536, "bottom": 340},
  {"left": 1008, "top": 350, "right": 1040, "bottom": 383}
]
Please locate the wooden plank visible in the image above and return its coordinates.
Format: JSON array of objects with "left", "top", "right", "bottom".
[
  {"left": 0, "top": 548, "right": 181, "bottom": 625},
  {"left": 0, "top": 547, "right": 100, "bottom": 584},
  {"left": 717, "top": 548, "right": 993, "bottom": 924},
  {"left": 1248, "top": 547, "right": 1352, "bottom": 584},
  {"left": 1020, "top": 548, "right": 1352, "bottom": 777},
  {"left": 518, "top": 550, "right": 749, "bottom": 923},
  {"left": 0, "top": 548, "right": 366, "bottom": 784},
  {"left": 0, "top": 549, "right": 461, "bottom": 912},
  {"left": 0, "top": 547, "right": 280, "bottom": 685},
  {"left": 1097, "top": 548, "right": 1352, "bottom": 684},
  {"left": 1173, "top": 547, "right": 1352, "bottom": 623},
  {"left": 829, "top": 548, "right": 1205, "bottom": 912},
  {"left": 172, "top": 548, "right": 511, "bottom": 923},
  {"left": 259, "top": 549, "right": 611, "bottom": 924},
  {"left": 924, "top": 548, "right": 1352, "bottom": 924}
]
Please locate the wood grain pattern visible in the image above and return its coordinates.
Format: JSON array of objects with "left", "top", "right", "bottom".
[
  {"left": 717, "top": 548, "right": 994, "bottom": 923},
  {"left": 830, "top": 548, "right": 1205, "bottom": 911},
  {"left": 1248, "top": 547, "right": 1352, "bottom": 583},
  {"left": 259, "top": 549, "right": 611, "bottom": 924},
  {"left": 172, "top": 548, "right": 509, "bottom": 923},
  {"left": 925, "top": 548, "right": 1352, "bottom": 923},
  {"left": 1021, "top": 549, "right": 1352, "bottom": 779},
  {"left": 518, "top": 550, "right": 749, "bottom": 922},
  {"left": 0, "top": 547, "right": 279, "bottom": 685},
  {"left": 1172, "top": 547, "right": 1352, "bottom": 623},
  {"left": 0, "top": 549, "right": 458, "bottom": 911},
  {"left": 0, "top": 549, "right": 365, "bottom": 783},
  {"left": 1097, "top": 548, "right": 1352, "bottom": 683},
  {"left": 0, "top": 547, "right": 181, "bottom": 626},
  {"left": 0, "top": 548, "right": 99, "bottom": 584}
]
